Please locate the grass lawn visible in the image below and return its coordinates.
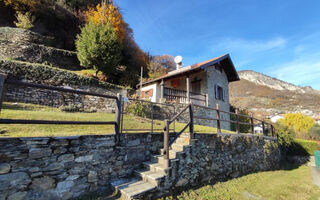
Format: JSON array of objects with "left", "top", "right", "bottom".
[
  {"left": 159, "top": 164, "right": 320, "bottom": 200},
  {"left": 0, "top": 102, "right": 230, "bottom": 137}
]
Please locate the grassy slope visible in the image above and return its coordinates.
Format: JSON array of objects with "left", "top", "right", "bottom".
[
  {"left": 160, "top": 165, "right": 320, "bottom": 200},
  {"left": 0, "top": 102, "right": 228, "bottom": 137}
]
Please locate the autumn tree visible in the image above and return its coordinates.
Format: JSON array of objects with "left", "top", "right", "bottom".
[
  {"left": 3, "top": 0, "right": 39, "bottom": 11},
  {"left": 85, "top": 0, "right": 125, "bottom": 42},
  {"left": 75, "top": 20, "right": 121, "bottom": 76},
  {"left": 111, "top": 22, "right": 149, "bottom": 87},
  {"left": 148, "top": 55, "right": 175, "bottom": 79},
  {"left": 278, "top": 113, "right": 315, "bottom": 138}
]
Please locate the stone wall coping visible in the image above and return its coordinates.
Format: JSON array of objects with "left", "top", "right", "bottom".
[
  {"left": 0, "top": 134, "right": 115, "bottom": 140},
  {"left": 196, "top": 132, "right": 277, "bottom": 141}
]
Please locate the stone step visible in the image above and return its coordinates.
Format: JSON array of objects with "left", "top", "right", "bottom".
[
  {"left": 143, "top": 161, "right": 170, "bottom": 174},
  {"left": 151, "top": 154, "right": 180, "bottom": 164},
  {"left": 111, "top": 177, "right": 156, "bottom": 200},
  {"left": 161, "top": 145, "right": 192, "bottom": 154},
  {"left": 174, "top": 137, "right": 191, "bottom": 145},
  {"left": 134, "top": 168, "right": 165, "bottom": 186}
]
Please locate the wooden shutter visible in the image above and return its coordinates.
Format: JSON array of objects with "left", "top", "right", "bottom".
[
  {"left": 222, "top": 88, "right": 225, "bottom": 101},
  {"left": 214, "top": 84, "right": 218, "bottom": 99}
]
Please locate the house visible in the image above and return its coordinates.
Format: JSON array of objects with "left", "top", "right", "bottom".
[
  {"left": 139, "top": 54, "right": 239, "bottom": 110},
  {"left": 270, "top": 115, "right": 284, "bottom": 123}
]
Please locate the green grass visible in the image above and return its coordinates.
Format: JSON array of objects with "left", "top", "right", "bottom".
[
  {"left": 0, "top": 102, "right": 229, "bottom": 137},
  {"left": 160, "top": 164, "right": 320, "bottom": 200}
]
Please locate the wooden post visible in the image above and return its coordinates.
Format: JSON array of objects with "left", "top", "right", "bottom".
[
  {"left": 140, "top": 66, "right": 143, "bottom": 98},
  {"left": 163, "top": 120, "right": 170, "bottom": 168},
  {"left": 0, "top": 74, "right": 7, "bottom": 113},
  {"left": 271, "top": 124, "right": 275, "bottom": 137},
  {"left": 115, "top": 93, "right": 122, "bottom": 144},
  {"left": 160, "top": 79, "right": 164, "bottom": 100},
  {"left": 250, "top": 114, "right": 254, "bottom": 134},
  {"left": 262, "top": 121, "right": 266, "bottom": 136},
  {"left": 216, "top": 104, "right": 221, "bottom": 133},
  {"left": 151, "top": 104, "right": 154, "bottom": 133},
  {"left": 235, "top": 109, "right": 240, "bottom": 134},
  {"left": 189, "top": 103, "right": 194, "bottom": 139},
  {"left": 186, "top": 75, "right": 190, "bottom": 103},
  {"left": 205, "top": 94, "right": 209, "bottom": 107}
]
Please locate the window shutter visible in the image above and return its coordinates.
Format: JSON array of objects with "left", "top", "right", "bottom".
[
  {"left": 222, "top": 88, "right": 225, "bottom": 101},
  {"left": 214, "top": 84, "right": 218, "bottom": 99}
]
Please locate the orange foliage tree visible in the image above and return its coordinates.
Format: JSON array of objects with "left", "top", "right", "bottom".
[
  {"left": 3, "top": 0, "right": 40, "bottom": 11},
  {"left": 85, "top": 0, "right": 125, "bottom": 42}
]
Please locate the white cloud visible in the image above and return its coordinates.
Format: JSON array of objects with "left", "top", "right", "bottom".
[
  {"left": 215, "top": 37, "right": 287, "bottom": 53},
  {"left": 269, "top": 52, "right": 320, "bottom": 89}
]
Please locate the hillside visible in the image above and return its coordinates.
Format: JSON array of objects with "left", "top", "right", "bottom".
[{"left": 229, "top": 70, "right": 320, "bottom": 118}]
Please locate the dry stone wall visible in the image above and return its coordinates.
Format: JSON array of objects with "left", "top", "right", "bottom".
[
  {"left": 165, "top": 134, "right": 280, "bottom": 193},
  {"left": 0, "top": 61, "right": 128, "bottom": 112},
  {"left": 0, "top": 133, "right": 165, "bottom": 200},
  {"left": 0, "top": 27, "right": 80, "bottom": 70},
  {"left": 0, "top": 133, "right": 280, "bottom": 200}
]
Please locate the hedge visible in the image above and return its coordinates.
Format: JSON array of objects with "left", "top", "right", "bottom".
[
  {"left": 0, "top": 59, "right": 125, "bottom": 90},
  {"left": 287, "top": 138, "right": 319, "bottom": 156}
]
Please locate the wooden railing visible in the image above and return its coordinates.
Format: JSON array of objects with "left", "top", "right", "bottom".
[
  {"left": 163, "top": 103, "right": 275, "bottom": 168},
  {"left": 163, "top": 103, "right": 193, "bottom": 168},
  {"left": 164, "top": 87, "right": 206, "bottom": 106},
  {"left": 0, "top": 78, "right": 123, "bottom": 143}
]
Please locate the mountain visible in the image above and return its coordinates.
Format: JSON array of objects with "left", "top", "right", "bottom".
[{"left": 229, "top": 70, "right": 320, "bottom": 118}]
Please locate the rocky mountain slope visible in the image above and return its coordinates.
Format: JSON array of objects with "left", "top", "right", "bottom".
[{"left": 229, "top": 70, "right": 320, "bottom": 118}]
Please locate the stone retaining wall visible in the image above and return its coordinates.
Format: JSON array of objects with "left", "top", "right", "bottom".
[
  {"left": 0, "top": 133, "right": 280, "bottom": 200},
  {"left": 0, "top": 27, "right": 80, "bottom": 70},
  {"left": 164, "top": 133, "right": 280, "bottom": 193},
  {"left": 3, "top": 84, "right": 125, "bottom": 113},
  {"left": 0, "top": 133, "right": 165, "bottom": 200}
]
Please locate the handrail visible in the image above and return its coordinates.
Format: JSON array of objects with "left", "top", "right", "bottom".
[
  {"left": 163, "top": 103, "right": 193, "bottom": 168},
  {"left": 168, "top": 104, "right": 190, "bottom": 126}
]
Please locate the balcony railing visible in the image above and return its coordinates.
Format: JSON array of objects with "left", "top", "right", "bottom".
[{"left": 163, "top": 87, "right": 206, "bottom": 106}]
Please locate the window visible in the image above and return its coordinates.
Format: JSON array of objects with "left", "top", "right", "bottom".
[{"left": 215, "top": 84, "right": 225, "bottom": 101}]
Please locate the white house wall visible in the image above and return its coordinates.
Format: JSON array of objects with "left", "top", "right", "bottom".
[{"left": 141, "top": 83, "right": 159, "bottom": 102}]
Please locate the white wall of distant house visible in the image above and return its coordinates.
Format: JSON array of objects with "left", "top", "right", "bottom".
[
  {"left": 141, "top": 83, "right": 160, "bottom": 102},
  {"left": 271, "top": 115, "right": 284, "bottom": 123}
]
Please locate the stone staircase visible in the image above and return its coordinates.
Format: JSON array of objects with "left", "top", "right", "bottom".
[{"left": 111, "top": 133, "right": 193, "bottom": 199}]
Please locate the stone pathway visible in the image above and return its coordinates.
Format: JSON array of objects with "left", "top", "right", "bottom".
[{"left": 309, "top": 156, "right": 320, "bottom": 188}]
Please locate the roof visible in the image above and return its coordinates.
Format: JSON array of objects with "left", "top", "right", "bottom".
[{"left": 141, "top": 54, "right": 240, "bottom": 87}]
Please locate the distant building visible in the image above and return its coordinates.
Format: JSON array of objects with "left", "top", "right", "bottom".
[
  {"left": 254, "top": 123, "right": 268, "bottom": 135},
  {"left": 270, "top": 115, "right": 284, "bottom": 123}
]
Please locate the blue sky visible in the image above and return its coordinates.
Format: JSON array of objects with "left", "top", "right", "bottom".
[{"left": 115, "top": 0, "right": 320, "bottom": 89}]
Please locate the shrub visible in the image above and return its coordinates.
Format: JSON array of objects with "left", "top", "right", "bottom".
[
  {"left": 287, "top": 138, "right": 319, "bottom": 156},
  {"left": 14, "top": 11, "right": 34, "bottom": 29},
  {"left": 308, "top": 124, "right": 320, "bottom": 140},
  {"left": 75, "top": 20, "right": 122, "bottom": 76},
  {"left": 60, "top": 104, "right": 83, "bottom": 112},
  {"left": 126, "top": 101, "right": 150, "bottom": 118},
  {"left": 275, "top": 122, "right": 295, "bottom": 148},
  {"left": 230, "top": 106, "right": 251, "bottom": 133}
]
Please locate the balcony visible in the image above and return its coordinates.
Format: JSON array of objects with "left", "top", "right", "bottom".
[{"left": 163, "top": 87, "right": 207, "bottom": 106}]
